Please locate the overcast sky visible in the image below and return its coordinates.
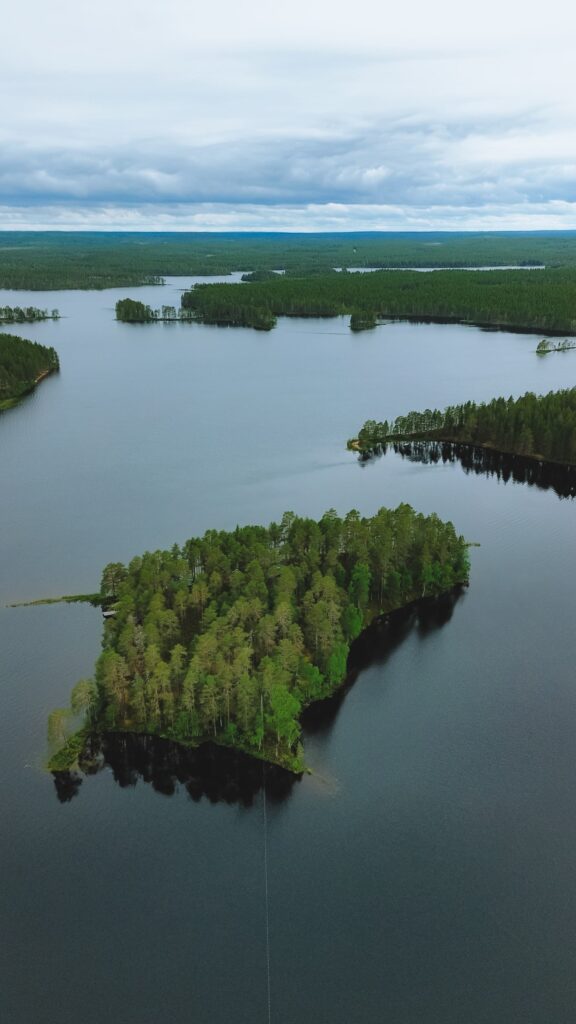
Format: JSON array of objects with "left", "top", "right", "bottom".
[{"left": 2, "top": 0, "right": 575, "bottom": 230}]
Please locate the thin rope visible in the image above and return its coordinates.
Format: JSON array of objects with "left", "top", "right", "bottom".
[
  {"left": 262, "top": 766, "right": 272, "bottom": 1024},
  {"left": 261, "top": 692, "right": 272, "bottom": 1024}
]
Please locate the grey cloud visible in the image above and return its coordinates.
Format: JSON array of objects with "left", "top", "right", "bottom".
[{"left": 1, "top": 111, "right": 575, "bottom": 215}]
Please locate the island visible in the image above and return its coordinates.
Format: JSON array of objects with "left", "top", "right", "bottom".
[
  {"left": 0, "top": 305, "right": 59, "bottom": 323},
  {"left": 0, "top": 332, "right": 60, "bottom": 410},
  {"left": 349, "top": 388, "right": 576, "bottom": 466},
  {"left": 180, "top": 287, "right": 277, "bottom": 330},
  {"left": 536, "top": 338, "right": 576, "bottom": 355},
  {"left": 180, "top": 267, "right": 576, "bottom": 334},
  {"left": 350, "top": 310, "right": 378, "bottom": 332},
  {"left": 115, "top": 298, "right": 196, "bottom": 322},
  {"left": 48, "top": 506, "right": 470, "bottom": 774}
]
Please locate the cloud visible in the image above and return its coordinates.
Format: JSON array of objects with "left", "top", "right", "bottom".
[
  {"left": 2, "top": 112, "right": 575, "bottom": 212},
  {"left": 0, "top": 0, "right": 575, "bottom": 229},
  {"left": 3, "top": 199, "right": 576, "bottom": 233}
]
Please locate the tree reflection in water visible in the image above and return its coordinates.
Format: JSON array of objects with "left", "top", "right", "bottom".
[
  {"left": 52, "top": 590, "right": 464, "bottom": 806},
  {"left": 52, "top": 735, "right": 298, "bottom": 806},
  {"left": 301, "top": 588, "right": 463, "bottom": 736},
  {"left": 360, "top": 440, "right": 576, "bottom": 499}
]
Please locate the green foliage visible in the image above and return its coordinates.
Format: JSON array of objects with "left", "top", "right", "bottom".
[
  {"left": 0, "top": 332, "right": 59, "bottom": 406},
  {"left": 326, "top": 643, "right": 349, "bottom": 686},
  {"left": 180, "top": 286, "right": 276, "bottom": 329},
  {"left": 70, "top": 679, "right": 97, "bottom": 716},
  {"left": 537, "top": 339, "right": 553, "bottom": 354},
  {"left": 241, "top": 270, "right": 280, "bottom": 282},
  {"left": 47, "top": 729, "right": 87, "bottom": 771},
  {"left": 101, "top": 562, "right": 128, "bottom": 598},
  {"left": 536, "top": 338, "right": 576, "bottom": 354},
  {"left": 54, "top": 508, "right": 469, "bottom": 771},
  {"left": 0, "top": 306, "right": 58, "bottom": 323},
  {"left": 47, "top": 708, "right": 72, "bottom": 746},
  {"left": 341, "top": 603, "right": 363, "bottom": 641},
  {"left": 350, "top": 310, "right": 377, "bottom": 332},
  {"left": 115, "top": 298, "right": 195, "bottom": 323},
  {"left": 182, "top": 267, "right": 576, "bottom": 334},
  {"left": 0, "top": 231, "right": 570, "bottom": 290},
  {"left": 353, "top": 388, "right": 576, "bottom": 465},
  {"left": 115, "top": 298, "right": 157, "bottom": 322},
  {"left": 349, "top": 562, "right": 371, "bottom": 610}
]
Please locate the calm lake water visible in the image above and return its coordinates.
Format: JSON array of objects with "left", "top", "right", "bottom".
[{"left": 1, "top": 278, "right": 576, "bottom": 1023}]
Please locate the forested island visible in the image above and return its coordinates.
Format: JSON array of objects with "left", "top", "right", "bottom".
[
  {"left": 115, "top": 298, "right": 193, "bottom": 322},
  {"left": 48, "top": 506, "right": 469, "bottom": 774},
  {"left": 0, "top": 333, "right": 60, "bottom": 410},
  {"left": 350, "top": 388, "right": 576, "bottom": 465},
  {"left": 536, "top": 338, "right": 576, "bottom": 354},
  {"left": 0, "top": 230, "right": 572, "bottom": 290},
  {"left": 180, "top": 268, "right": 576, "bottom": 334},
  {"left": 0, "top": 305, "right": 59, "bottom": 323}
]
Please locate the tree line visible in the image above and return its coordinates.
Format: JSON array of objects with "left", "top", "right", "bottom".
[
  {"left": 0, "top": 306, "right": 59, "bottom": 323},
  {"left": 0, "top": 333, "right": 60, "bottom": 406},
  {"left": 3, "top": 230, "right": 575, "bottom": 291},
  {"left": 180, "top": 268, "right": 576, "bottom": 334},
  {"left": 115, "top": 298, "right": 194, "bottom": 322},
  {"left": 49, "top": 507, "right": 469, "bottom": 772},
  {"left": 352, "top": 388, "right": 576, "bottom": 465},
  {"left": 536, "top": 338, "right": 576, "bottom": 354}
]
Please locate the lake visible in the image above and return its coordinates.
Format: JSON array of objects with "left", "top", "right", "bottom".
[{"left": 1, "top": 277, "right": 575, "bottom": 1023}]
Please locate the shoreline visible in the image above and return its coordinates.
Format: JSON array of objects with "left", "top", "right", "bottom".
[
  {"left": 48, "top": 586, "right": 467, "bottom": 777},
  {"left": 0, "top": 365, "right": 58, "bottom": 413},
  {"left": 349, "top": 434, "right": 576, "bottom": 470}
]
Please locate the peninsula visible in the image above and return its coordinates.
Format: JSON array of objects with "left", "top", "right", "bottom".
[
  {"left": 180, "top": 267, "right": 576, "bottom": 334},
  {"left": 0, "top": 333, "right": 60, "bottom": 410},
  {"left": 49, "top": 506, "right": 469, "bottom": 774},
  {"left": 349, "top": 388, "right": 576, "bottom": 466}
]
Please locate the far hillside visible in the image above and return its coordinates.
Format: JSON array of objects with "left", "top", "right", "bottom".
[{"left": 0, "top": 230, "right": 575, "bottom": 289}]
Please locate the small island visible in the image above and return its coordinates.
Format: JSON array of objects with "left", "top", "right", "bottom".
[
  {"left": 48, "top": 506, "right": 469, "bottom": 774},
  {"left": 350, "top": 310, "right": 378, "bottom": 332},
  {"left": 115, "top": 298, "right": 196, "bottom": 323},
  {"left": 536, "top": 338, "right": 576, "bottom": 355},
  {"left": 180, "top": 288, "right": 277, "bottom": 331},
  {"left": 349, "top": 388, "right": 576, "bottom": 465},
  {"left": 0, "top": 305, "right": 59, "bottom": 323},
  {"left": 0, "top": 333, "right": 60, "bottom": 410}
]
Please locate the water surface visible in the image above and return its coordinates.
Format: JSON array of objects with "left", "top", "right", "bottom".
[{"left": 1, "top": 278, "right": 575, "bottom": 1023}]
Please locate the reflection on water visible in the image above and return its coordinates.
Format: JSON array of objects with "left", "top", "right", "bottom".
[
  {"left": 301, "top": 589, "right": 462, "bottom": 737},
  {"left": 53, "top": 734, "right": 299, "bottom": 806},
  {"left": 52, "top": 592, "right": 462, "bottom": 807},
  {"left": 360, "top": 440, "right": 576, "bottom": 499}
]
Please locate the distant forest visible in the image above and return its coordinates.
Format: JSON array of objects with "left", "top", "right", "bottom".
[
  {"left": 49, "top": 506, "right": 469, "bottom": 773},
  {"left": 115, "top": 298, "right": 193, "bottom": 322},
  {"left": 0, "top": 333, "right": 59, "bottom": 408},
  {"left": 1, "top": 230, "right": 576, "bottom": 289},
  {"left": 352, "top": 388, "right": 576, "bottom": 465},
  {"left": 181, "top": 268, "right": 576, "bottom": 334}
]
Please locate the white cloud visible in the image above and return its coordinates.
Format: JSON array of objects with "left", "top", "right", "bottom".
[
  {"left": 3, "top": 199, "right": 576, "bottom": 233},
  {"left": 0, "top": 0, "right": 575, "bottom": 228}
]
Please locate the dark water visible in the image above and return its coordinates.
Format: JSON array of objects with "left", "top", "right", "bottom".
[{"left": 1, "top": 279, "right": 576, "bottom": 1023}]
